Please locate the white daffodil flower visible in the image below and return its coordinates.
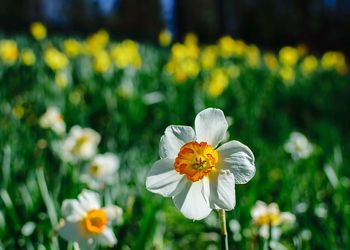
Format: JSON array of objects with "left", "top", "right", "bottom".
[
  {"left": 251, "top": 201, "right": 296, "bottom": 228},
  {"left": 284, "top": 132, "right": 313, "bottom": 160},
  {"left": 58, "top": 190, "right": 122, "bottom": 249},
  {"left": 61, "top": 126, "right": 101, "bottom": 162},
  {"left": 80, "top": 153, "right": 120, "bottom": 190},
  {"left": 39, "top": 106, "right": 66, "bottom": 135},
  {"left": 146, "top": 108, "right": 255, "bottom": 220}
]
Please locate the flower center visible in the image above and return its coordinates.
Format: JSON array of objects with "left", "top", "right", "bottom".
[
  {"left": 174, "top": 141, "right": 218, "bottom": 182},
  {"left": 89, "top": 164, "right": 101, "bottom": 177},
  {"left": 82, "top": 209, "right": 108, "bottom": 234},
  {"left": 72, "top": 134, "right": 90, "bottom": 155}
]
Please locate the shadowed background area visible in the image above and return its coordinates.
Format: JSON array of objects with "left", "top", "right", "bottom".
[{"left": 0, "top": 0, "right": 350, "bottom": 53}]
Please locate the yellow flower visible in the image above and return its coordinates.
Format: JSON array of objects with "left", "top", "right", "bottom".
[
  {"left": 218, "top": 36, "right": 246, "bottom": 58},
  {"left": 245, "top": 45, "right": 260, "bottom": 68},
  {"left": 205, "top": 69, "right": 229, "bottom": 97},
  {"left": 301, "top": 55, "right": 318, "bottom": 76},
  {"left": 93, "top": 50, "right": 111, "bottom": 73},
  {"left": 200, "top": 46, "right": 217, "bottom": 70},
  {"left": 279, "top": 66, "right": 295, "bottom": 85},
  {"left": 63, "top": 39, "right": 82, "bottom": 58},
  {"left": 263, "top": 53, "right": 278, "bottom": 71},
  {"left": 30, "top": 22, "right": 47, "bottom": 40},
  {"left": 159, "top": 29, "right": 172, "bottom": 47},
  {"left": 321, "top": 51, "right": 347, "bottom": 74},
  {"left": 21, "top": 48, "right": 36, "bottom": 66},
  {"left": 111, "top": 40, "right": 142, "bottom": 69},
  {"left": 85, "top": 29, "right": 109, "bottom": 54},
  {"left": 0, "top": 40, "right": 19, "bottom": 65},
  {"left": 44, "top": 47, "right": 69, "bottom": 71},
  {"left": 279, "top": 46, "right": 299, "bottom": 66}
]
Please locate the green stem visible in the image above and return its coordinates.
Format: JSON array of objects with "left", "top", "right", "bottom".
[{"left": 219, "top": 209, "right": 229, "bottom": 250}]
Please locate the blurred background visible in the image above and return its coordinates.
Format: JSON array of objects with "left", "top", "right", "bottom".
[{"left": 1, "top": 0, "right": 350, "bottom": 53}]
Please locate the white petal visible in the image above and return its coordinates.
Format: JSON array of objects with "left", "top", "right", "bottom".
[
  {"left": 195, "top": 108, "right": 228, "bottom": 147},
  {"left": 217, "top": 140, "right": 255, "bottom": 184},
  {"left": 61, "top": 199, "right": 86, "bottom": 222},
  {"left": 78, "top": 190, "right": 101, "bottom": 211},
  {"left": 208, "top": 170, "right": 236, "bottom": 210},
  {"left": 172, "top": 180, "right": 212, "bottom": 220},
  {"left": 96, "top": 227, "right": 117, "bottom": 247},
  {"left": 103, "top": 205, "right": 123, "bottom": 224},
  {"left": 159, "top": 125, "right": 196, "bottom": 159},
  {"left": 58, "top": 221, "right": 85, "bottom": 243},
  {"left": 146, "top": 159, "right": 186, "bottom": 197}
]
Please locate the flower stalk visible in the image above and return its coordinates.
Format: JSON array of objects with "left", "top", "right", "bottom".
[{"left": 219, "top": 209, "right": 229, "bottom": 250}]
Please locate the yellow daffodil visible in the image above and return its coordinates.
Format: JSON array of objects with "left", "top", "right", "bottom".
[
  {"left": 85, "top": 29, "right": 109, "bottom": 54},
  {"left": 93, "top": 50, "right": 111, "bottom": 73},
  {"left": 301, "top": 55, "right": 318, "bottom": 76},
  {"left": 44, "top": 47, "right": 69, "bottom": 71},
  {"left": 0, "top": 40, "right": 19, "bottom": 64},
  {"left": 21, "top": 48, "right": 36, "bottom": 66},
  {"left": 111, "top": 40, "right": 142, "bottom": 69},
  {"left": 63, "top": 39, "right": 82, "bottom": 58},
  {"left": 279, "top": 46, "right": 299, "bottom": 66},
  {"left": 159, "top": 29, "right": 172, "bottom": 47},
  {"left": 263, "top": 53, "right": 278, "bottom": 71},
  {"left": 245, "top": 45, "right": 260, "bottom": 68},
  {"left": 30, "top": 22, "right": 47, "bottom": 40},
  {"left": 146, "top": 108, "right": 255, "bottom": 220},
  {"left": 201, "top": 46, "right": 217, "bottom": 70},
  {"left": 205, "top": 69, "right": 229, "bottom": 97},
  {"left": 321, "top": 51, "right": 347, "bottom": 74},
  {"left": 218, "top": 36, "right": 246, "bottom": 58},
  {"left": 58, "top": 190, "right": 122, "bottom": 249},
  {"left": 279, "top": 66, "right": 295, "bottom": 85}
]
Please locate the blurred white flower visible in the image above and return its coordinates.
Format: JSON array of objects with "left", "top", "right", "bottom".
[
  {"left": 251, "top": 201, "right": 295, "bottom": 230},
  {"left": 61, "top": 126, "right": 101, "bottom": 162},
  {"left": 146, "top": 108, "right": 255, "bottom": 220},
  {"left": 80, "top": 153, "right": 120, "bottom": 190},
  {"left": 58, "top": 190, "right": 122, "bottom": 249},
  {"left": 39, "top": 106, "right": 66, "bottom": 135},
  {"left": 284, "top": 132, "right": 313, "bottom": 160},
  {"left": 315, "top": 203, "right": 328, "bottom": 218}
]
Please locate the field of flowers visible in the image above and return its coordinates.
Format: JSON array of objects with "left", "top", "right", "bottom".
[{"left": 0, "top": 23, "right": 350, "bottom": 250}]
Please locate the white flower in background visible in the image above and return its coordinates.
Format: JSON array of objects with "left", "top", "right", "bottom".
[
  {"left": 251, "top": 201, "right": 295, "bottom": 238},
  {"left": 80, "top": 153, "right": 120, "bottom": 190},
  {"left": 39, "top": 106, "right": 66, "bottom": 135},
  {"left": 58, "top": 190, "right": 122, "bottom": 249},
  {"left": 62, "top": 126, "right": 101, "bottom": 162},
  {"left": 284, "top": 132, "right": 313, "bottom": 160},
  {"left": 146, "top": 108, "right": 255, "bottom": 220}
]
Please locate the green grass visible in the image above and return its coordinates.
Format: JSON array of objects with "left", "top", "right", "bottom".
[{"left": 0, "top": 33, "right": 350, "bottom": 250}]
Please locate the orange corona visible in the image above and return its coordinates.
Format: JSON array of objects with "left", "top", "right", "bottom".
[
  {"left": 174, "top": 141, "right": 218, "bottom": 182},
  {"left": 82, "top": 209, "right": 108, "bottom": 234}
]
